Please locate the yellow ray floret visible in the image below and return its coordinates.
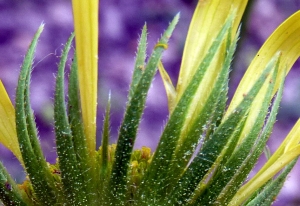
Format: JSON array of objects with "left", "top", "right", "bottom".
[
  {"left": 72, "top": 0, "right": 99, "bottom": 152},
  {"left": 0, "top": 81, "right": 23, "bottom": 164}
]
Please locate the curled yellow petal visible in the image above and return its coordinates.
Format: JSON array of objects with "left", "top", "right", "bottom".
[
  {"left": 225, "top": 11, "right": 300, "bottom": 143},
  {"left": 0, "top": 81, "right": 23, "bottom": 164},
  {"left": 72, "top": 0, "right": 99, "bottom": 152}
]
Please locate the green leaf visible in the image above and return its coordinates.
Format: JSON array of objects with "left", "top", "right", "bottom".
[
  {"left": 166, "top": 26, "right": 237, "bottom": 192},
  {"left": 100, "top": 93, "right": 111, "bottom": 179},
  {"left": 203, "top": 27, "right": 239, "bottom": 140},
  {"left": 137, "top": 14, "right": 234, "bottom": 204},
  {"left": 68, "top": 54, "right": 96, "bottom": 204},
  {"left": 98, "top": 93, "right": 112, "bottom": 204},
  {"left": 168, "top": 54, "right": 279, "bottom": 205},
  {"left": 0, "top": 162, "right": 27, "bottom": 205},
  {"left": 195, "top": 57, "right": 279, "bottom": 205},
  {"left": 109, "top": 13, "right": 180, "bottom": 204},
  {"left": 128, "top": 24, "right": 147, "bottom": 101},
  {"left": 15, "top": 24, "right": 58, "bottom": 205},
  {"left": 215, "top": 65, "right": 285, "bottom": 205},
  {"left": 54, "top": 33, "right": 87, "bottom": 204},
  {"left": 246, "top": 158, "right": 297, "bottom": 206}
]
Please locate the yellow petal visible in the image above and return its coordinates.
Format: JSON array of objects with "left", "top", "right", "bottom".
[
  {"left": 225, "top": 11, "right": 300, "bottom": 143},
  {"left": 72, "top": 0, "right": 99, "bottom": 152},
  {"left": 176, "top": 0, "right": 247, "bottom": 100},
  {"left": 0, "top": 81, "right": 23, "bottom": 164}
]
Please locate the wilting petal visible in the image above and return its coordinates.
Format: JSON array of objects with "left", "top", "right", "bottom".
[
  {"left": 228, "top": 119, "right": 300, "bottom": 206},
  {"left": 226, "top": 11, "right": 300, "bottom": 142},
  {"left": 0, "top": 81, "right": 22, "bottom": 164},
  {"left": 72, "top": 0, "right": 99, "bottom": 152},
  {"left": 157, "top": 61, "right": 176, "bottom": 112}
]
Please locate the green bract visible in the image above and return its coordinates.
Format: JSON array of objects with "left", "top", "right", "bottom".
[{"left": 0, "top": 1, "right": 300, "bottom": 205}]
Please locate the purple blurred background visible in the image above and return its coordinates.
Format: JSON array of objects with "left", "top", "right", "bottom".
[{"left": 0, "top": 0, "right": 300, "bottom": 205}]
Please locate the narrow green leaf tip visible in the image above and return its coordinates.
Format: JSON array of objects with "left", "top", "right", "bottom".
[
  {"left": 109, "top": 13, "right": 179, "bottom": 204},
  {"left": 16, "top": 24, "right": 58, "bottom": 205}
]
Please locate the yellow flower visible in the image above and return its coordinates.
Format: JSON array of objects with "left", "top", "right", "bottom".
[
  {"left": 72, "top": 0, "right": 99, "bottom": 153},
  {"left": 0, "top": 1, "right": 299, "bottom": 204}
]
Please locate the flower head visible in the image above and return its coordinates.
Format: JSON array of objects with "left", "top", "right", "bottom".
[{"left": 0, "top": 1, "right": 300, "bottom": 205}]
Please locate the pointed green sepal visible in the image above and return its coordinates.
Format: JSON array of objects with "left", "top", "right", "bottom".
[
  {"left": 109, "top": 13, "right": 180, "bottom": 204},
  {"left": 196, "top": 56, "right": 279, "bottom": 205},
  {"left": 218, "top": 66, "right": 286, "bottom": 205},
  {"left": 246, "top": 159, "right": 297, "bottom": 206},
  {"left": 129, "top": 24, "right": 148, "bottom": 101},
  {"left": 54, "top": 33, "right": 87, "bottom": 204},
  {"left": 168, "top": 53, "right": 279, "bottom": 205},
  {"left": 137, "top": 14, "right": 234, "bottom": 204},
  {"left": 100, "top": 93, "right": 111, "bottom": 179},
  {"left": 0, "top": 162, "right": 28, "bottom": 205},
  {"left": 15, "top": 24, "right": 58, "bottom": 205},
  {"left": 68, "top": 53, "right": 96, "bottom": 204}
]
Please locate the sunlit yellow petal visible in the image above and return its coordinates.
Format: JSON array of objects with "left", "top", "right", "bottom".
[
  {"left": 72, "top": 0, "right": 99, "bottom": 152},
  {"left": 225, "top": 11, "right": 300, "bottom": 143},
  {"left": 0, "top": 81, "right": 23, "bottom": 164},
  {"left": 177, "top": 0, "right": 247, "bottom": 99},
  {"left": 157, "top": 61, "right": 176, "bottom": 112}
]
